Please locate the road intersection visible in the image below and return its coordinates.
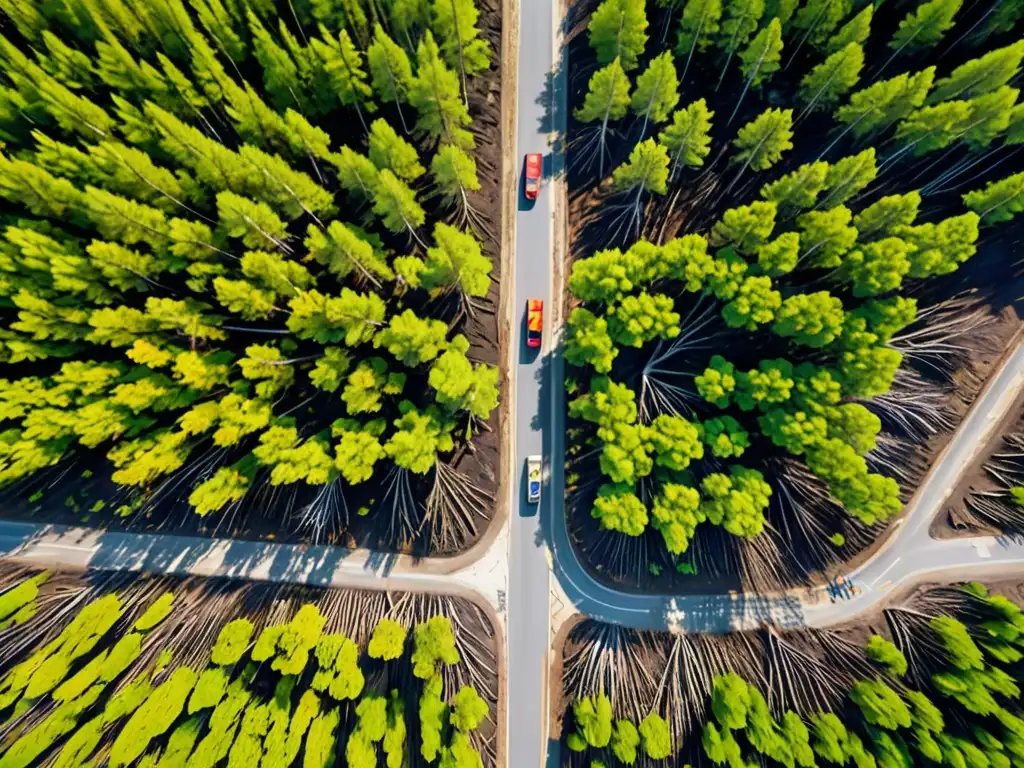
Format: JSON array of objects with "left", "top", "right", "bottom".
[{"left": 2, "top": 4, "right": 1024, "bottom": 768}]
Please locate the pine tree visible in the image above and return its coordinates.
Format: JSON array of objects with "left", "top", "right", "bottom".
[
  {"left": 927, "top": 41, "right": 1024, "bottom": 103},
  {"left": 798, "top": 42, "right": 863, "bottom": 112},
  {"left": 676, "top": 0, "right": 723, "bottom": 70},
  {"left": 612, "top": 138, "right": 671, "bottom": 195},
  {"left": 248, "top": 11, "right": 302, "bottom": 112},
  {"left": 371, "top": 170, "right": 426, "bottom": 235},
  {"left": 429, "top": 336, "right": 499, "bottom": 420},
  {"left": 588, "top": 0, "right": 649, "bottom": 71},
  {"left": 368, "top": 118, "right": 425, "bottom": 181},
  {"left": 409, "top": 32, "right": 474, "bottom": 149},
  {"left": 716, "top": 0, "right": 765, "bottom": 83},
  {"left": 896, "top": 100, "right": 975, "bottom": 156},
  {"left": 835, "top": 67, "right": 936, "bottom": 138},
  {"left": 839, "top": 237, "right": 916, "bottom": 297},
  {"left": 763, "top": 0, "right": 798, "bottom": 27},
  {"left": 420, "top": 223, "right": 493, "bottom": 298},
  {"left": 853, "top": 192, "right": 921, "bottom": 241},
  {"left": 314, "top": 27, "right": 374, "bottom": 116},
  {"left": 659, "top": 98, "right": 715, "bottom": 177},
  {"left": 367, "top": 24, "right": 414, "bottom": 128},
  {"left": 432, "top": 0, "right": 491, "bottom": 78},
  {"left": 760, "top": 160, "right": 829, "bottom": 209},
  {"left": 822, "top": 148, "right": 877, "bottom": 206},
  {"left": 798, "top": 206, "right": 857, "bottom": 267},
  {"left": 900, "top": 212, "right": 979, "bottom": 277},
  {"left": 738, "top": 17, "right": 783, "bottom": 89},
  {"left": 330, "top": 146, "right": 381, "bottom": 202},
  {"left": 191, "top": 0, "right": 248, "bottom": 63},
  {"left": 711, "top": 201, "right": 777, "bottom": 254},
  {"left": 575, "top": 58, "right": 632, "bottom": 176},
  {"left": 963, "top": 86, "right": 1019, "bottom": 150},
  {"left": 963, "top": 171, "right": 1024, "bottom": 225},
  {"left": 38, "top": 31, "right": 96, "bottom": 91},
  {"left": 431, "top": 144, "right": 481, "bottom": 210},
  {"left": 630, "top": 51, "right": 680, "bottom": 126},
  {"left": 889, "top": 0, "right": 961, "bottom": 55},
  {"left": 790, "top": 0, "right": 850, "bottom": 49},
  {"left": 825, "top": 5, "right": 871, "bottom": 55},
  {"left": 732, "top": 108, "right": 793, "bottom": 172}
]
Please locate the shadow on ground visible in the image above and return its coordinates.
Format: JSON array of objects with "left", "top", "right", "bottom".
[{"left": 0, "top": 521, "right": 407, "bottom": 587}]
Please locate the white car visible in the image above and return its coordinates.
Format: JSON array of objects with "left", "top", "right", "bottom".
[{"left": 526, "top": 455, "right": 542, "bottom": 504}]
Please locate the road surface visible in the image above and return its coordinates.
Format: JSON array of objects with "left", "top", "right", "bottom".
[
  {"left": 541, "top": 331, "right": 1024, "bottom": 633},
  {"left": 506, "top": 0, "right": 560, "bottom": 760},
  {"left": 1, "top": 6, "right": 1024, "bottom": 768}
]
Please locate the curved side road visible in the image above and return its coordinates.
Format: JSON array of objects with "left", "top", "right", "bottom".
[{"left": 542, "top": 332, "right": 1024, "bottom": 632}]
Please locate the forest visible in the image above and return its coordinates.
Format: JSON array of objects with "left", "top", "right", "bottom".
[
  {"left": 560, "top": 0, "right": 1024, "bottom": 591},
  {"left": 0, "top": 564, "right": 499, "bottom": 768},
  {"left": 0, "top": 0, "right": 503, "bottom": 556},
  {"left": 559, "top": 580, "right": 1024, "bottom": 768}
]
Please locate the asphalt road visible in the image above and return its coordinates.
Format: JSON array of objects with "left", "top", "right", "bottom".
[
  {"left": 542, "top": 326, "right": 1024, "bottom": 633},
  {"left": 506, "top": 0, "right": 559, "bottom": 760}
]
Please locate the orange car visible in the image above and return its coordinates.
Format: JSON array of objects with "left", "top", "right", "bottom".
[
  {"left": 526, "top": 299, "right": 543, "bottom": 348},
  {"left": 524, "top": 153, "right": 542, "bottom": 200}
]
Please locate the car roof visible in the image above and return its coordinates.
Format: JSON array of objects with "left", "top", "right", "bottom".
[{"left": 528, "top": 298, "right": 543, "bottom": 311}]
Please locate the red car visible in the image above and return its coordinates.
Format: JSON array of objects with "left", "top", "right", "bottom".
[
  {"left": 526, "top": 299, "right": 543, "bottom": 348},
  {"left": 524, "top": 153, "right": 542, "bottom": 200}
]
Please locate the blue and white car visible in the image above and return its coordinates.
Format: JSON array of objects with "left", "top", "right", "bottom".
[{"left": 526, "top": 455, "right": 542, "bottom": 504}]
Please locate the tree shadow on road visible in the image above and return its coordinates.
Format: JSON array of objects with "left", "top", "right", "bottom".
[{"left": 0, "top": 523, "right": 420, "bottom": 590}]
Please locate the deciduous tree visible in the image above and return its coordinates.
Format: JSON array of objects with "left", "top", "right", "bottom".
[
  {"left": 772, "top": 292, "right": 845, "bottom": 348},
  {"left": 565, "top": 308, "right": 619, "bottom": 373}
]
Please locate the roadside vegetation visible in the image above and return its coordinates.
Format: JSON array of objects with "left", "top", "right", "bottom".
[
  {"left": 0, "top": 0, "right": 502, "bottom": 555},
  {"left": 0, "top": 565, "right": 498, "bottom": 768},
  {"left": 562, "top": 0, "right": 1024, "bottom": 589},
  {"left": 560, "top": 581, "right": 1024, "bottom": 768}
]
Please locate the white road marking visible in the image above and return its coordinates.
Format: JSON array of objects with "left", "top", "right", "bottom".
[
  {"left": 973, "top": 540, "right": 992, "bottom": 559},
  {"left": 871, "top": 557, "right": 901, "bottom": 585}
]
